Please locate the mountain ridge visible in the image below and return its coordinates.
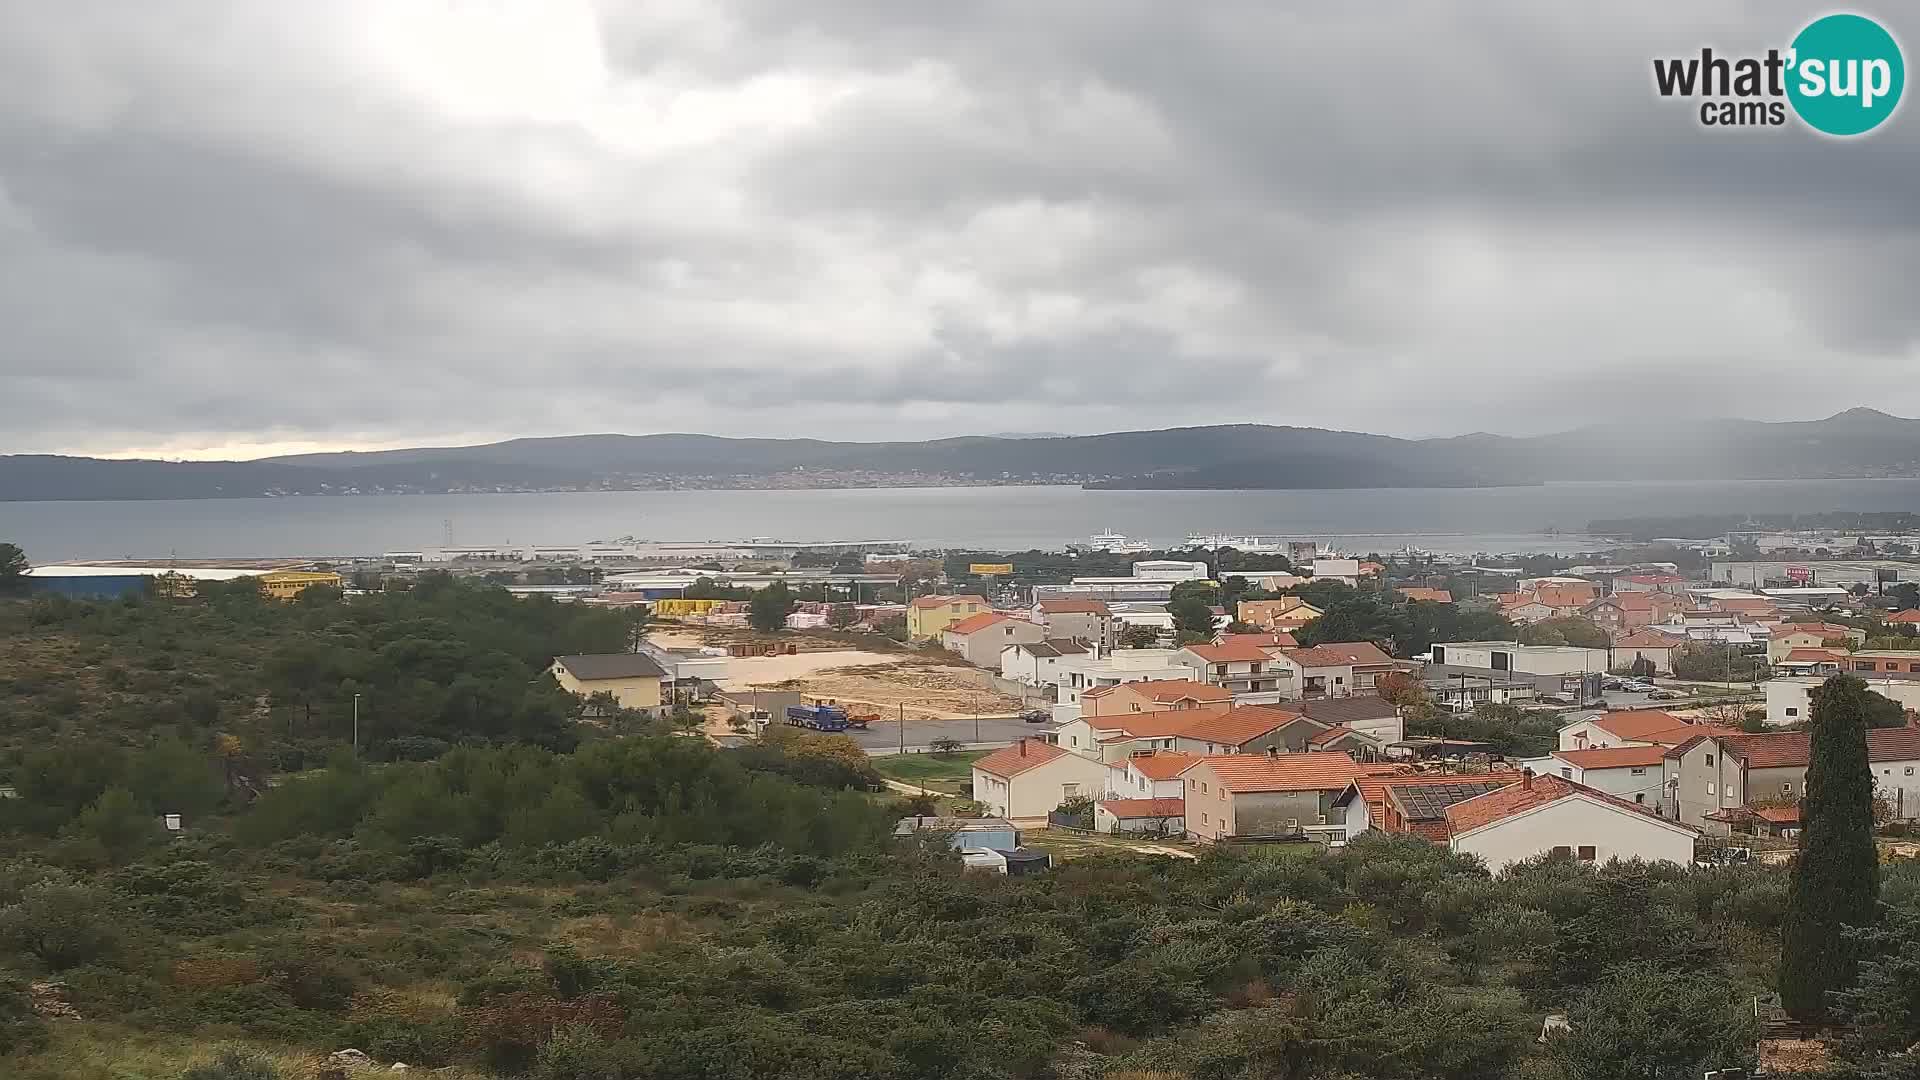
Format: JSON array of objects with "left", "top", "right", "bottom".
[{"left": 5, "top": 409, "right": 1919, "bottom": 501}]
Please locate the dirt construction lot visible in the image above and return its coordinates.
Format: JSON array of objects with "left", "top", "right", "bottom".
[{"left": 651, "top": 628, "right": 1026, "bottom": 720}]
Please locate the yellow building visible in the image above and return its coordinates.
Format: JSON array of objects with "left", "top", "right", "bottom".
[
  {"left": 551, "top": 653, "right": 666, "bottom": 716},
  {"left": 651, "top": 598, "right": 729, "bottom": 618},
  {"left": 258, "top": 570, "right": 343, "bottom": 601},
  {"left": 906, "top": 594, "right": 989, "bottom": 641}
]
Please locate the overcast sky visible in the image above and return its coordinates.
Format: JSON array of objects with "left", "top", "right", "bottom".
[{"left": 3, "top": 2, "right": 1917, "bottom": 459}]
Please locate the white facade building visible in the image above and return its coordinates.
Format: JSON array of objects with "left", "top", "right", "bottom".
[
  {"left": 1130, "top": 560, "right": 1210, "bottom": 582},
  {"left": 1429, "top": 641, "right": 1611, "bottom": 676},
  {"left": 1445, "top": 777, "right": 1698, "bottom": 874},
  {"left": 1767, "top": 675, "right": 1920, "bottom": 726}
]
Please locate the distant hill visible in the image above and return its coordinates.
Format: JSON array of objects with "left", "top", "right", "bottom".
[{"left": 5, "top": 408, "right": 1920, "bottom": 500}]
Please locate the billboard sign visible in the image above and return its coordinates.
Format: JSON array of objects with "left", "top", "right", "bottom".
[
  {"left": 969, "top": 563, "right": 1014, "bottom": 576},
  {"left": 1786, "top": 566, "right": 1812, "bottom": 583}
]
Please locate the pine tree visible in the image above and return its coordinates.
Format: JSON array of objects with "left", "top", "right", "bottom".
[{"left": 1780, "top": 673, "right": 1882, "bottom": 1021}]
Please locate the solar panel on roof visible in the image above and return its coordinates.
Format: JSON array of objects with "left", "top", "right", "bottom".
[{"left": 1394, "top": 781, "right": 1511, "bottom": 820}]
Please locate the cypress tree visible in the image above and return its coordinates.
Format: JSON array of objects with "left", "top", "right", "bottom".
[{"left": 1780, "top": 673, "right": 1881, "bottom": 1020}]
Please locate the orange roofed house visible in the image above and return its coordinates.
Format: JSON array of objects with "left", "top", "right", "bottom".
[
  {"left": 970, "top": 738, "right": 1111, "bottom": 820},
  {"left": 906, "top": 594, "right": 989, "bottom": 641},
  {"left": 1081, "top": 678, "right": 1231, "bottom": 718},
  {"left": 1397, "top": 587, "right": 1454, "bottom": 604},
  {"left": 1335, "top": 771, "right": 1523, "bottom": 841},
  {"left": 1443, "top": 772, "right": 1698, "bottom": 873},
  {"left": 1180, "top": 752, "right": 1383, "bottom": 843},
  {"left": 939, "top": 612, "right": 1046, "bottom": 666}
]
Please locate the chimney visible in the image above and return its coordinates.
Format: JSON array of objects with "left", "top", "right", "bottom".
[
  {"left": 1521, "top": 767, "right": 1534, "bottom": 789},
  {"left": 1019, "top": 739, "right": 1027, "bottom": 757},
  {"left": 1266, "top": 745, "right": 1279, "bottom": 759}
]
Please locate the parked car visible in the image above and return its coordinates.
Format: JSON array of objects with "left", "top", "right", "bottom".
[
  {"left": 1020, "top": 708, "right": 1050, "bottom": 724},
  {"left": 1647, "top": 689, "right": 1685, "bottom": 700}
]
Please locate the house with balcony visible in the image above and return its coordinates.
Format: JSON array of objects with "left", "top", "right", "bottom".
[
  {"left": 1175, "top": 641, "right": 1287, "bottom": 695},
  {"left": 1179, "top": 752, "right": 1375, "bottom": 843},
  {"left": 1267, "top": 642, "right": 1399, "bottom": 699}
]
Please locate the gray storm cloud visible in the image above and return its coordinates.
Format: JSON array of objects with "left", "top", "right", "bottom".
[{"left": 0, "top": 1, "right": 1916, "bottom": 457}]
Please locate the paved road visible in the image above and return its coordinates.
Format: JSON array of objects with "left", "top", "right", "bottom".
[{"left": 851, "top": 716, "right": 1046, "bottom": 754}]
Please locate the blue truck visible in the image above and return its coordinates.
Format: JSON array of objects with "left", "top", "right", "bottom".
[{"left": 786, "top": 702, "right": 851, "bottom": 732}]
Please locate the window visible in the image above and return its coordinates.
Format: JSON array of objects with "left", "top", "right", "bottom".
[
  {"left": 1201, "top": 782, "right": 1209, "bottom": 794},
  {"left": 1783, "top": 782, "right": 1794, "bottom": 793},
  {"left": 1635, "top": 793, "right": 1645, "bottom": 804},
  {"left": 1559, "top": 768, "right": 1572, "bottom": 779},
  {"left": 1786, "top": 707, "right": 1799, "bottom": 716},
  {"left": 1630, "top": 767, "right": 1646, "bottom": 776},
  {"left": 1577, "top": 845, "right": 1597, "bottom": 862},
  {"left": 1705, "top": 754, "right": 1714, "bottom": 766},
  {"left": 1707, "top": 782, "right": 1716, "bottom": 795},
  {"left": 1063, "top": 783, "right": 1080, "bottom": 798},
  {"left": 1201, "top": 812, "right": 1209, "bottom": 825},
  {"left": 1551, "top": 845, "right": 1572, "bottom": 856}
]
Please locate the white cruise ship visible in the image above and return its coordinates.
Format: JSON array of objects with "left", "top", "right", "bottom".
[{"left": 1084, "top": 529, "right": 1153, "bottom": 554}]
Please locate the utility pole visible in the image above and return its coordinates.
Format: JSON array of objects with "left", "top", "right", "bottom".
[
  {"left": 972, "top": 693, "right": 980, "bottom": 744},
  {"left": 899, "top": 702, "right": 906, "bottom": 755},
  {"left": 352, "top": 693, "right": 361, "bottom": 758}
]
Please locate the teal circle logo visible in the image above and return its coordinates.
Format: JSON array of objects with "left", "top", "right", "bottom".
[{"left": 1787, "top": 14, "right": 1904, "bottom": 135}]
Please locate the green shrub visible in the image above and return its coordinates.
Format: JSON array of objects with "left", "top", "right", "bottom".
[
  {"left": 182, "top": 1047, "right": 280, "bottom": 1080},
  {"left": 0, "top": 882, "right": 122, "bottom": 970},
  {"left": 0, "top": 972, "right": 48, "bottom": 1055}
]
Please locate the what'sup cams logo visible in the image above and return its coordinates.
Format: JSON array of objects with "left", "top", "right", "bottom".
[{"left": 1654, "top": 12, "right": 1904, "bottom": 135}]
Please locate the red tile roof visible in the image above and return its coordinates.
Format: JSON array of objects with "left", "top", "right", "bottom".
[
  {"left": 1038, "top": 599, "right": 1112, "bottom": 615},
  {"left": 944, "top": 612, "right": 1021, "bottom": 636},
  {"left": 1346, "top": 770, "right": 1522, "bottom": 838},
  {"left": 1754, "top": 804, "right": 1800, "bottom": 824},
  {"left": 1183, "top": 641, "right": 1277, "bottom": 663},
  {"left": 1126, "top": 679, "right": 1234, "bottom": 703},
  {"left": 973, "top": 738, "right": 1070, "bottom": 778},
  {"left": 910, "top": 594, "right": 986, "bottom": 610},
  {"left": 1443, "top": 773, "right": 1696, "bottom": 836},
  {"left": 1098, "top": 797, "right": 1186, "bottom": 819},
  {"left": 1185, "top": 753, "right": 1363, "bottom": 794},
  {"left": 1889, "top": 610, "right": 1920, "bottom": 625},
  {"left": 1589, "top": 710, "right": 1692, "bottom": 743},
  {"left": 1719, "top": 728, "right": 1920, "bottom": 770},
  {"left": 1176, "top": 706, "right": 1312, "bottom": 747},
  {"left": 1782, "top": 648, "right": 1846, "bottom": 663},
  {"left": 1114, "top": 750, "right": 1203, "bottom": 780},
  {"left": 1089, "top": 714, "right": 1206, "bottom": 739},
  {"left": 1552, "top": 745, "right": 1670, "bottom": 769},
  {"left": 1397, "top": 587, "right": 1454, "bottom": 603},
  {"left": 1221, "top": 631, "right": 1299, "bottom": 649},
  {"left": 1283, "top": 641, "right": 1396, "bottom": 668}
]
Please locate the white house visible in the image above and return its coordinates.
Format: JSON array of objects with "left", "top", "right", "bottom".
[
  {"left": 1768, "top": 675, "right": 1920, "bottom": 727},
  {"left": 1444, "top": 773, "right": 1699, "bottom": 874},
  {"left": 1310, "top": 558, "right": 1362, "bottom": 586},
  {"left": 1429, "top": 641, "right": 1611, "bottom": 676},
  {"left": 1050, "top": 648, "right": 1192, "bottom": 705},
  {"left": 1516, "top": 745, "right": 1668, "bottom": 809},
  {"left": 970, "top": 738, "right": 1112, "bottom": 820},
  {"left": 1000, "top": 640, "right": 1090, "bottom": 687},
  {"left": 1556, "top": 709, "right": 1717, "bottom": 752},
  {"left": 941, "top": 613, "right": 1047, "bottom": 667},
  {"left": 1104, "top": 750, "right": 1200, "bottom": 799}
]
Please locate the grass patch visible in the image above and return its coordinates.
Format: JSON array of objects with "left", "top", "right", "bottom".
[{"left": 872, "top": 750, "right": 987, "bottom": 793}]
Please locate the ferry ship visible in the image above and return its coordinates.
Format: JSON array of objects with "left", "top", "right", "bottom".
[
  {"left": 1184, "top": 533, "right": 1291, "bottom": 553},
  {"left": 1083, "top": 529, "right": 1153, "bottom": 554}
]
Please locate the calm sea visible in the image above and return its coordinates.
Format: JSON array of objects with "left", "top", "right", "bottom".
[{"left": 6, "top": 479, "right": 1920, "bottom": 562}]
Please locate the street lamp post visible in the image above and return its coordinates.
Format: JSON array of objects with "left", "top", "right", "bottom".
[{"left": 352, "top": 693, "right": 361, "bottom": 758}]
